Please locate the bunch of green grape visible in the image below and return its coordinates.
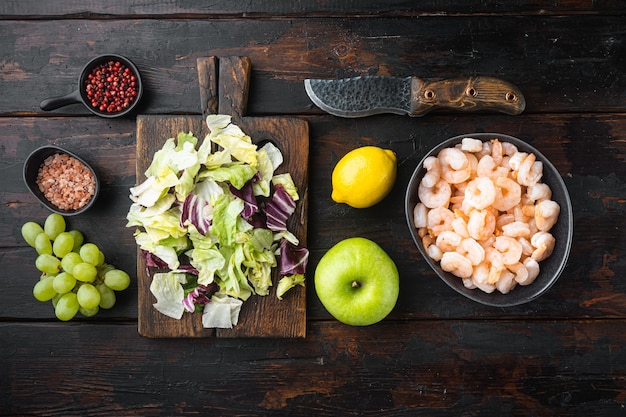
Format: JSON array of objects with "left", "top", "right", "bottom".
[{"left": 21, "top": 213, "right": 131, "bottom": 321}]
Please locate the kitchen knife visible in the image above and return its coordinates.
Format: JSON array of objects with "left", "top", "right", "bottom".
[{"left": 304, "top": 76, "right": 525, "bottom": 118}]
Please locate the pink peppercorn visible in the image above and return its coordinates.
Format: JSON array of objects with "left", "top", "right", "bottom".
[{"left": 85, "top": 60, "right": 138, "bottom": 114}]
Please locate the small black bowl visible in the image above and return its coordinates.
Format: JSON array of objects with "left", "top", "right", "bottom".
[
  {"left": 40, "top": 54, "right": 143, "bottom": 118},
  {"left": 405, "top": 133, "right": 573, "bottom": 307},
  {"left": 23, "top": 146, "right": 100, "bottom": 216}
]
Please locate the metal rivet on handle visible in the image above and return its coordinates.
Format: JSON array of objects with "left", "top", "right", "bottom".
[
  {"left": 506, "top": 92, "right": 517, "bottom": 102},
  {"left": 466, "top": 87, "right": 477, "bottom": 97},
  {"left": 424, "top": 89, "right": 436, "bottom": 100}
]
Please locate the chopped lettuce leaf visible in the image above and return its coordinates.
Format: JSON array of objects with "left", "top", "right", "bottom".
[
  {"left": 276, "top": 274, "right": 305, "bottom": 300},
  {"left": 198, "top": 163, "right": 257, "bottom": 190},
  {"left": 211, "top": 193, "right": 244, "bottom": 247},
  {"left": 260, "top": 141, "right": 283, "bottom": 171},
  {"left": 206, "top": 115, "right": 258, "bottom": 166},
  {"left": 150, "top": 272, "right": 187, "bottom": 319},
  {"left": 127, "top": 115, "right": 308, "bottom": 325},
  {"left": 202, "top": 294, "right": 243, "bottom": 328}
]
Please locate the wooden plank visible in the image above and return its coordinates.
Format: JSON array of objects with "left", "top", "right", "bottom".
[
  {"left": 135, "top": 58, "right": 308, "bottom": 338},
  {"left": 3, "top": 319, "right": 626, "bottom": 416},
  {"left": 1, "top": 1, "right": 624, "bottom": 17},
  {"left": 2, "top": 16, "right": 625, "bottom": 116}
]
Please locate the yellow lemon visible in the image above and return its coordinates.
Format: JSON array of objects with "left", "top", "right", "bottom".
[{"left": 331, "top": 146, "right": 397, "bottom": 208}]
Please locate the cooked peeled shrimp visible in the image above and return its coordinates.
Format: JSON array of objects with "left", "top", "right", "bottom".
[
  {"left": 440, "top": 251, "right": 473, "bottom": 278},
  {"left": 467, "top": 208, "right": 496, "bottom": 241},
  {"left": 527, "top": 183, "right": 552, "bottom": 202},
  {"left": 535, "top": 199, "right": 560, "bottom": 232},
  {"left": 457, "top": 237, "right": 485, "bottom": 265},
  {"left": 492, "top": 177, "right": 522, "bottom": 212},
  {"left": 465, "top": 177, "right": 496, "bottom": 210},
  {"left": 491, "top": 138, "right": 504, "bottom": 165},
  {"left": 473, "top": 279, "right": 497, "bottom": 294},
  {"left": 461, "top": 137, "right": 483, "bottom": 153},
  {"left": 477, "top": 140, "right": 492, "bottom": 160},
  {"left": 421, "top": 156, "right": 441, "bottom": 188},
  {"left": 517, "top": 152, "right": 543, "bottom": 186},
  {"left": 451, "top": 217, "right": 470, "bottom": 238},
  {"left": 436, "top": 230, "right": 463, "bottom": 252},
  {"left": 494, "top": 235, "right": 523, "bottom": 265},
  {"left": 508, "top": 262, "right": 530, "bottom": 285},
  {"left": 530, "top": 231, "right": 555, "bottom": 262},
  {"left": 496, "top": 213, "right": 515, "bottom": 231},
  {"left": 502, "top": 141, "right": 518, "bottom": 156},
  {"left": 462, "top": 277, "right": 477, "bottom": 289},
  {"left": 413, "top": 202, "right": 428, "bottom": 228},
  {"left": 422, "top": 234, "right": 443, "bottom": 261},
  {"left": 512, "top": 203, "right": 533, "bottom": 223},
  {"left": 427, "top": 206, "right": 454, "bottom": 237},
  {"left": 484, "top": 247, "right": 505, "bottom": 284},
  {"left": 496, "top": 269, "right": 517, "bottom": 294},
  {"left": 522, "top": 257, "right": 540, "bottom": 285},
  {"left": 427, "top": 243, "right": 443, "bottom": 262},
  {"left": 438, "top": 147, "right": 471, "bottom": 184},
  {"left": 476, "top": 155, "right": 509, "bottom": 179},
  {"left": 517, "top": 236, "right": 534, "bottom": 257},
  {"left": 501, "top": 221, "right": 531, "bottom": 238},
  {"left": 418, "top": 178, "right": 451, "bottom": 209}
]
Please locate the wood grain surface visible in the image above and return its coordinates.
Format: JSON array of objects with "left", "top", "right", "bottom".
[{"left": 1, "top": 2, "right": 625, "bottom": 416}]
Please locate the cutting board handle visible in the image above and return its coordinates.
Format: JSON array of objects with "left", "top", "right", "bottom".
[{"left": 197, "top": 56, "right": 251, "bottom": 120}]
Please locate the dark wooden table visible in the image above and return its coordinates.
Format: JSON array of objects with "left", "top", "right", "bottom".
[{"left": 1, "top": 2, "right": 625, "bottom": 416}]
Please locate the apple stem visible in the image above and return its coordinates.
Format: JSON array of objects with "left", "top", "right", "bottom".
[{"left": 351, "top": 280, "right": 361, "bottom": 289}]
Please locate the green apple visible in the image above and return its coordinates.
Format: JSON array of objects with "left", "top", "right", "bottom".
[{"left": 314, "top": 237, "right": 399, "bottom": 326}]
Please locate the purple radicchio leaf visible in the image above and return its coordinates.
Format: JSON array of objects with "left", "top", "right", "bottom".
[
  {"left": 265, "top": 184, "right": 296, "bottom": 232},
  {"left": 181, "top": 193, "right": 211, "bottom": 235},
  {"left": 177, "top": 263, "right": 199, "bottom": 275},
  {"left": 229, "top": 183, "right": 258, "bottom": 220},
  {"left": 142, "top": 250, "right": 168, "bottom": 269},
  {"left": 182, "top": 284, "right": 215, "bottom": 313},
  {"left": 279, "top": 239, "right": 309, "bottom": 276}
]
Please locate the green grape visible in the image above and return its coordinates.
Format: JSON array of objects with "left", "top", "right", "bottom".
[
  {"left": 79, "top": 243, "right": 100, "bottom": 266},
  {"left": 55, "top": 292, "right": 79, "bottom": 321},
  {"left": 60, "top": 252, "right": 83, "bottom": 275},
  {"left": 52, "top": 232, "right": 74, "bottom": 258},
  {"left": 97, "top": 250, "right": 105, "bottom": 267},
  {"left": 79, "top": 305, "right": 99, "bottom": 317},
  {"left": 97, "top": 283, "right": 116, "bottom": 309},
  {"left": 33, "top": 275, "right": 57, "bottom": 302},
  {"left": 51, "top": 293, "right": 62, "bottom": 308},
  {"left": 21, "top": 221, "right": 44, "bottom": 248},
  {"left": 68, "top": 230, "right": 84, "bottom": 252},
  {"left": 52, "top": 272, "right": 76, "bottom": 294},
  {"left": 103, "top": 269, "right": 131, "bottom": 291},
  {"left": 35, "top": 254, "right": 62, "bottom": 274},
  {"left": 44, "top": 213, "right": 66, "bottom": 240},
  {"left": 77, "top": 283, "right": 101, "bottom": 309},
  {"left": 73, "top": 262, "right": 97, "bottom": 282},
  {"left": 34, "top": 233, "right": 53, "bottom": 255}
]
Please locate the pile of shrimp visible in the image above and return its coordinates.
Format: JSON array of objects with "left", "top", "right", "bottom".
[{"left": 413, "top": 137, "right": 560, "bottom": 294}]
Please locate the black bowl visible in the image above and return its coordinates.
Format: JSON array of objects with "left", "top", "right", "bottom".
[
  {"left": 23, "top": 146, "right": 100, "bottom": 216},
  {"left": 40, "top": 54, "right": 143, "bottom": 118},
  {"left": 405, "top": 133, "right": 573, "bottom": 307}
]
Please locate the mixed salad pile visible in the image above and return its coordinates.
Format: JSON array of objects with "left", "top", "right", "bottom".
[{"left": 126, "top": 115, "right": 308, "bottom": 328}]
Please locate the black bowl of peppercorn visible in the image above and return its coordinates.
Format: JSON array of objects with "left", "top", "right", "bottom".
[{"left": 40, "top": 54, "right": 143, "bottom": 118}]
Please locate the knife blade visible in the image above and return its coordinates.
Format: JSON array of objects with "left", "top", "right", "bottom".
[{"left": 304, "top": 76, "right": 525, "bottom": 118}]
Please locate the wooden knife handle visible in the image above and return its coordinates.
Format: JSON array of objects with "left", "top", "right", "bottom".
[{"left": 410, "top": 76, "right": 525, "bottom": 116}]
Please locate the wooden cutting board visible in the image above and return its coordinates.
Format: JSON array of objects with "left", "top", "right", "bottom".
[{"left": 135, "top": 56, "right": 309, "bottom": 338}]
